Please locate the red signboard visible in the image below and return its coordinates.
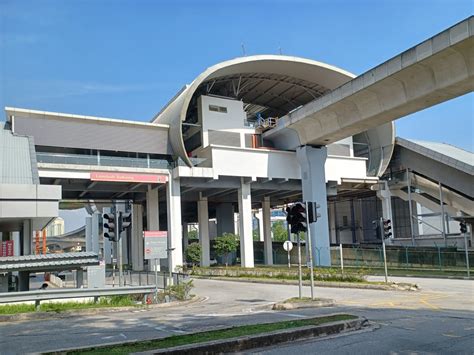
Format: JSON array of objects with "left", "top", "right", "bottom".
[
  {"left": 0, "top": 240, "right": 14, "bottom": 257},
  {"left": 90, "top": 171, "right": 168, "bottom": 184},
  {"left": 144, "top": 231, "right": 168, "bottom": 238}
]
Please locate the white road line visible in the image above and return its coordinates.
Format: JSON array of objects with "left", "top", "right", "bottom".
[{"left": 280, "top": 313, "right": 308, "bottom": 318}]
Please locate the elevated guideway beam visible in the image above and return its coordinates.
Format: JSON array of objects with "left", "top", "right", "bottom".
[{"left": 264, "top": 17, "right": 474, "bottom": 149}]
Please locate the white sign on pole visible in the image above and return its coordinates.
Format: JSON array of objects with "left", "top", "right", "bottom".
[
  {"left": 144, "top": 231, "right": 168, "bottom": 260},
  {"left": 283, "top": 241, "right": 294, "bottom": 252}
]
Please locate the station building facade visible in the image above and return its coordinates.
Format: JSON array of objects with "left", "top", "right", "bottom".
[{"left": 1, "top": 55, "right": 472, "bottom": 273}]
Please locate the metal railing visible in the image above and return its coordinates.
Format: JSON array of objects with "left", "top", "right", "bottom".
[
  {"left": 103, "top": 270, "right": 189, "bottom": 289},
  {"left": 0, "top": 286, "right": 156, "bottom": 309},
  {"left": 36, "top": 152, "right": 172, "bottom": 169}
]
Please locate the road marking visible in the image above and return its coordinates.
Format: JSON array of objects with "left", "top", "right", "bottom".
[
  {"left": 442, "top": 333, "right": 461, "bottom": 338},
  {"left": 419, "top": 299, "right": 440, "bottom": 311},
  {"left": 169, "top": 329, "right": 186, "bottom": 334},
  {"left": 280, "top": 313, "right": 307, "bottom": 318}
]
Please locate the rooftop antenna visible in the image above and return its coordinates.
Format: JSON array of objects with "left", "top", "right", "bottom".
[{"left": 241, "top": 42, "right": 246, "bottom": 56}]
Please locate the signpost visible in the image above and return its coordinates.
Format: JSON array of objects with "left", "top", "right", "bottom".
[
  {"left": 144, "top": 231, "right": 168, "bottom": 289},
  {"left": 283, "top": 241, "right": 293, "bottom": 269}
]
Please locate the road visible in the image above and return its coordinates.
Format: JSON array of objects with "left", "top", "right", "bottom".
[{"left": 0, "top": 276, "right": 472, "bottom": 354}]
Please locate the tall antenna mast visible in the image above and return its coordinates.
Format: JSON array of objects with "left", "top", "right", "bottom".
[{"left": 241, "top": 42, "right": 246, "bottom": 56}]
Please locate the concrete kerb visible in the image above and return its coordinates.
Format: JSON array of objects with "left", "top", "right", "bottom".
[
  {"left": 192, "top": 275, "right": 419, "bottom": 291},
  {"left": 0, "top": 295, "right": 204, "bottom": 323},
  {"left": 133, "top": 316, "right": 369, "bottom": 355},
  {"left": 272, "top": 298, "right": 335, "bottom": 310}
]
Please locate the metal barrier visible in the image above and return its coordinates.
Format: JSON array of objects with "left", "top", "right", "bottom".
[
  {"left": 0, "top": 285, "right": 156, "bottom": 309},
  {"left": 104, "top": 270, "right": 189, "bottom": 288}
]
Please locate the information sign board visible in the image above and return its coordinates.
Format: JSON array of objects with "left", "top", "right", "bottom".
[{"left": 144, "top": 231, "right": 168, "bottom": 259}]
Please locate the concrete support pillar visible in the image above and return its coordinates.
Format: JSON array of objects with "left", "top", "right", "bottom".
[
  {"left": 377, "top": 181, "right": 395, "bottom": 240},
  {"left": 12, "top": 232, "right": 20, "bottom": 256},
  {"left": 146, "top": 185, "right": 160, "bottom": 230},
  {"left": 262, "top": 197, "right": 273, "bottom": 265},
  {"left": 131, "top": 204, "right": 144, "bottom": 271},
  {"left": 198, "top": 196, "right": 210, "bottom": 267},
  {"left": 21, "top": 219, "right": 32, "bottom": 255},
  {"left": 166, "top": 178, "right": 183, "bottom": 272},
  {"left": 18, "top": 271, "right": 29, "bottom": 291},
  {"left": 296, "top": 146, "right": 331, "bottom": 266},
  {"left": 238, "top": 179, "right": 254, "bottom": 268},
  {"left": 183, "top": 223, "right": 188, "bottom": 252},
  {"left": 76, "top": 269, "right": 84, "bottom": 288},
  {"left": 255, "top": 209, "right": 264, "bottom": 242},
  {"left": 216, "top": 203, "right": 235, "bottom": 237},
  {"left": 85, "top": 213, "right": 100, "bottom": 255}
]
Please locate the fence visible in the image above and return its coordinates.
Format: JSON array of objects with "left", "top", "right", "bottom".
[
  {"left": 331, "top": 246, "right": 474, "bottom": 274},
  {"left": 266, "top": 242, "right": 473, "bottom": 277}
]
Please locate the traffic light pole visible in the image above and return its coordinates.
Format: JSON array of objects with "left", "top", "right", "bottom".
[
  {"left": 380, "top": 217, "right": 388, "bottom": 283},
  {"left": 463, "top": 231, "right": 470, "bottom": 278},
  {"left": 305, "top": 201, "right": 315, "bottom": 300},
  {"left": 296, "top": 232, "right": 303, "bottom": 299},
  {"left": 116, "top": 208, "right": 124, "bottom": 287}
]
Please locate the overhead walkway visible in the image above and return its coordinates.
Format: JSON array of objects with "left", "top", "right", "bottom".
[{"left": 264, "top": 17, "right": 474, "bottom": 149}]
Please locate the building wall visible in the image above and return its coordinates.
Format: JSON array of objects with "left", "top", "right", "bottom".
[{"left": 198, "top": 95, "right": 256, "bottom": 149}]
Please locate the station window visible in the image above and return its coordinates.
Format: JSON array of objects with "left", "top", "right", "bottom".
[{"left": 209, "top": 105, "right": 228, "bottom": 113}]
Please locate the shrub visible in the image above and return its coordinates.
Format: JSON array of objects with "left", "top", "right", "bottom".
[
  {"left": 166, "top": 280, "right": 194, "bottom": 301},
  {"left": 185, "top": 242, "right": 202, "bottom": 267},
  {"left": 214, "top": 233, "right": 239, "bottom": 267}
]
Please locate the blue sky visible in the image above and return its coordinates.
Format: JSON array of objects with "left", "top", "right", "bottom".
[{"left": 1, "top": 0, "right": 472, "bottom": 151}]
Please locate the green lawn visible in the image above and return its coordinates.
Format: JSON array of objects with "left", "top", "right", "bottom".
[
  {"left": 0, "top": 296, "right": 137, "bottom": 315},
  {"left": 63, "top": 314, "right": 356, "bottom": 355}
]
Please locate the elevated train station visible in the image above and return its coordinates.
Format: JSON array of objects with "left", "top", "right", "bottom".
[{"left": 1, "top": 17, "right": 472, "bottom": 279}]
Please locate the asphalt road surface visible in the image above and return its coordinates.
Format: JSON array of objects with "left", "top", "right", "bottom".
[{"left": 0, "top": 276, "right": 472, "bottom": 354}]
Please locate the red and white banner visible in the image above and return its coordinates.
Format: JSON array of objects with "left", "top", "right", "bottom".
[
  {"left": 0, "top": 240, "right": 14, "bottom": 257},
  {"left": 90, "top": 171, "right": 168, "bottom": 184}
]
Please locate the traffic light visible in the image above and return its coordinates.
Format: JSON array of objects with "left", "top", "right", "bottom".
[
  {"left": 288, "top": 202, "right": 307, "bottom": 234},
  {"left": 307, "top": 202, "right": 321, "bottom": 223},
  {"left": 372, "top": 219, "right": 381, "bottom": 239},
  {"left": 119, "top": 212, "right": 132, "bottom": 232},
  {"left": 103, "top": 212, "right": 117, "bottom": 242},
  {"left": 382, "top": 219, "right": 392, "bottom": 239},
  {"left": 460, "top": 220, "right": 467, "bottom": 234}
]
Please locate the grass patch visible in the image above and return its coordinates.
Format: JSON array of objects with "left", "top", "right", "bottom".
[
  {"left": 0, "top": 295, "right": 137, "bottom": 315},
  {"left": 191, "top": 266, "right": 366, "bottom": 283},
  {"left": 62, "top": 314, "right": 356, "bottom": 354}
]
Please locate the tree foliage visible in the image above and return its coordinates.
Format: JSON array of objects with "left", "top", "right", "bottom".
[
  {"left": 188, "top": 229, "right": 198, "bottom": 240},
  {"left": 272, "top": 220, "right": 288, "bottom": 242},
  {"left": 185, "top": 242, "right": 201, "bottom": 266},
  {"left": 214, "top": 233, "right": 239, "bottom": 266}
]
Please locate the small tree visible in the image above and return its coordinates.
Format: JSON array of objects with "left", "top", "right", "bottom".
[
  {"left": 214, "top": 233, "right": 239, "bottom": 267},
  {"left": 272, "top": 220, "right": 288, "bottom": 242},
  {"left": 188, "top": 229, "right": 198, "bottom": 240},
  {"left": 185, "top": 242, "right": 201, "bottom": 267}
]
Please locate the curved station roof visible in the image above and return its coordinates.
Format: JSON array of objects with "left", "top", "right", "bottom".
[{"left": 150, "top": 55, "right": 377, "bottom": 167}]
